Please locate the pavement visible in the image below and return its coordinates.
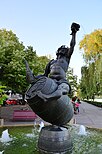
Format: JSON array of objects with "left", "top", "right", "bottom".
[
  {"left": 74, "top": 101, "right": 102, "bottom": 129},
  {"left": 0, "top": 101, "right": 102, "bottom": 129}
]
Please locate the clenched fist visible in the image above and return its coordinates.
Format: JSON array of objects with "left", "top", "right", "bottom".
[{"left": 70, "top": 22, "right": 80, "bottom": 35}]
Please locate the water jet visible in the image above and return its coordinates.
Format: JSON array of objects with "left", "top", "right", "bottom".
[{"left": 0, "top": 129, "right": 12, "bottom": 143}]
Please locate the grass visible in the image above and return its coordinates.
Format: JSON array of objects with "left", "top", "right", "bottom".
[
  {"left": 0, "top": 125, "right": 102, "bottom": 154},
  {"left": 0, "top": 126, "right": 39, "bottom": 154}
]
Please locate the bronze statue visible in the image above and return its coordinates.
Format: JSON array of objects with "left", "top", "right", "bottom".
[{"left": 25, "top": 22, "right": 80, "bottom": 125}]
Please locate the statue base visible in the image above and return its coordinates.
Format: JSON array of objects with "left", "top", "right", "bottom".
[{"left": 38, "top": 125, "right": 73, "bottom": 154}]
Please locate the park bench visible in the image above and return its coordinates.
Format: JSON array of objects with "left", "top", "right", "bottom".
[{"left": 13, "top": 110, "right": 37, "bottom": 121}]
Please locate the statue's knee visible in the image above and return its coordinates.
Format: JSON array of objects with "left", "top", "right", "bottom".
[{"left": 58, "top": 83, "right": 69, "bottom": 91}]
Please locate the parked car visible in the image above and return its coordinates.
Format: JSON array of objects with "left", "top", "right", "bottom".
[{"left": 4, "top": 99, "right": 18, "bottom": 105}]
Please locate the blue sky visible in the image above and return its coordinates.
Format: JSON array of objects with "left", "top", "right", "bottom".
[{"left": 0, "top": 0, "right": 102, "bottom": 80}]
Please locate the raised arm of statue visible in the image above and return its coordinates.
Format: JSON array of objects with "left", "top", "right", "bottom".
[{"left": 68, "top": 23, "right": 80, "bottom": 58}]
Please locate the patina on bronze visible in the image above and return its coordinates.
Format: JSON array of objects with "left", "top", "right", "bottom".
[{"left": 25, "top": 22, "right": 80, "bottom": 125}]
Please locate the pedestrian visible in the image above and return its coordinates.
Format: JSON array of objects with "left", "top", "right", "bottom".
[
  {"left": 75, "top": 98, "right": 80, "bottom": 113},
  {"left": 71, "top": 96, "right": 77, "bottom": 114}
]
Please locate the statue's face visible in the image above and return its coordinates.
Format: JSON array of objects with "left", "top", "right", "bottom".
[
  {"left": 56, "top": 48, "right": 68, "bottom": 58},
  {"left": 57, "top": 54, "right": 62, "bottom": 59},
  {"left": 56, "top": 46, "right": 69, "bottom": 59}
]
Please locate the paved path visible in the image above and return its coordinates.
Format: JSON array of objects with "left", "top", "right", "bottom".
[
  {"left": 1, "top": 101, "right": 102, "bottom": 129},
  {"left": 74, "top": 101, "right": 102, "bottom": 129}
]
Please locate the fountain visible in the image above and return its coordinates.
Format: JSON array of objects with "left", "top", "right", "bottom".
[
  {"left": 0, "top": 129, "right": 12, "bottom": 143},
  {"left": 0, "top": 126, "right": 102, "bottom": 153},
  {"left": 38, "top": 121, "right": 44, "bottom": 132},
  {"left": 78, "top": 125, "right": 87, "bottom": 136}
]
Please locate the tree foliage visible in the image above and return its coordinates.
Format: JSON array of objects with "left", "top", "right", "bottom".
[
  {"left": 66, "top": 68, "right": 78, "bottom": 97},
  {"left": 79, "top": 29, "right": 102, "bottom": 99},
  {"left": 0, "top": 29, "right": 49, "bottom": 94},
  {"left": 79, "top": 29, "right": 102, "bottom": 62}
]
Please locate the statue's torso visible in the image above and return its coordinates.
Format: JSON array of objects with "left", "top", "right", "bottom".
[{"left": 49, "top": 58, "right": 68, "bottom": 80}]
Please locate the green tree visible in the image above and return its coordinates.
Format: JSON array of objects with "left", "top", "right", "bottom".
[
  {"left": 0, "top": 29, "right": 26, "bottom": 93},
  {"left": 66, "top": 67, "right": 78, "bottom": 97},
  {"left": 79, "top": 29, "right": 102, "bottom": 99},
  {"left": 0, "top": 29, "right": 49, "bottom": 94},
  {"left": 0, "top": 85, "right": 7, "bottom": 106},
  {"left": 79, "top": 29, "right": 102, "bottom": 62}
]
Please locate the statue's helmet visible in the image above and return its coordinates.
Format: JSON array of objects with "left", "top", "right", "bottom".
[{"left": 56, "top": 45, "right": 69, "bottom": 56}]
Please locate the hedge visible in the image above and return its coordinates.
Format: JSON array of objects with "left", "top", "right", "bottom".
[{"left": 84, "top": 100, "right": 102, "bottom": 108}]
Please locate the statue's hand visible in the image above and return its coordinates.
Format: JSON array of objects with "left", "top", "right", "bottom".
[{"left": 70, "top": 22, "right": 80, "bottom": 35}]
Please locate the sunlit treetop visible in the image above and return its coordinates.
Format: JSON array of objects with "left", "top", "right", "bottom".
[{"left": 79, "top": 29, "right": 102, "bottom": 62}]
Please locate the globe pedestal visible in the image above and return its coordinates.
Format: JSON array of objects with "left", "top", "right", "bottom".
[
  {"left": 38, "top": 125, "right": 73, "bottom": 154},
  {"left": 26, "top": 77, "right": 74, "bottom": 125}
]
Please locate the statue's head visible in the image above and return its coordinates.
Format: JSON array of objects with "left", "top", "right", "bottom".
[{"left": 56, "top": 45, "right": 69, "bottom": 58}]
